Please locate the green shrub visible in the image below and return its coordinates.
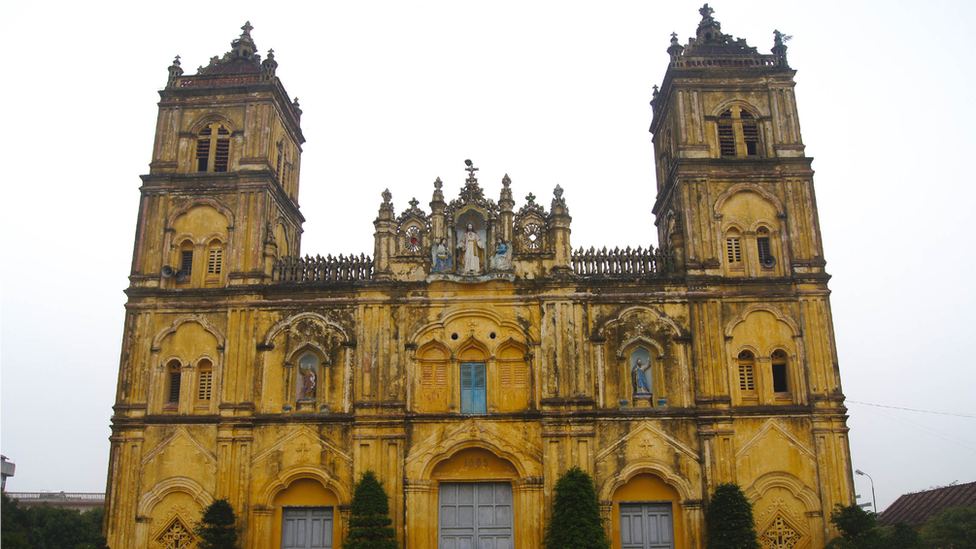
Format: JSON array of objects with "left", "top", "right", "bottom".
[
  {"left": 542, "top": 467, "right": 610, "bottom": 549},
  {"left": 705, "top": 483, "right": 760, "bottom": 549}
]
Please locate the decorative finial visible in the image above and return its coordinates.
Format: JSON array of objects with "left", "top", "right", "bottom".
[
  {"left": 433, "top": 177, "right": 443, "bottom": 190},
  {"left": 241, "top": 21, "right": 254, "bottom": 37},
  {"left": 526, "top": 192, "right": 536, "bottom": 202},
  {"left": 382, "top": 188, "right": 392, "bottom": 204},
  {"left": 554, "top": 185, "right": 564, "bottom": 199},
  {"left": 652, "top": 85, "right": 659, "bottom": 97},
  {"left": 267, "top": 48, "right": 275, "bottom": 58},
  {"left": 464, "top": 159, "right": 479, "bottom": 184},
  {"left": 670, "top": 32, "right": 679, "bottom": 45},
  {"left": 699, "top": 4, "right": 714, "bottom": 22},
  {"left": 409, "top": 197, "right": 419, "bottom": 207},
  {"left": 772, "top": 30, "right": 791, "bottom": 67},
  {"left": 502, "top": 174, "right": 511, "bottom": 188},
  {"left": 167, "top": 55, "right": 184, "bottom": 89}
]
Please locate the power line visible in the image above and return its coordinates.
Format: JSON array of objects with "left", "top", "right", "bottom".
[{"left": 846, "top": 400, "right": 976, "bottom": 418}]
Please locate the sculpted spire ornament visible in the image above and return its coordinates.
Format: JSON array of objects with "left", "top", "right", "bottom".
[
  {"left": 166, "top": 55, "right": 183, "bottom": 89},
  {"left": 261, "top": 48, "right": 278, "bottom": 80},
  {"left": 432, "top": 177, "right": 444, "bottom": 201}
]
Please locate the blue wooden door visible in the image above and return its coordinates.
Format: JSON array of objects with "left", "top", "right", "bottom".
[
  {"left": 460, "top": 362, "right": 487, "bottom": 413},
  {"left": 282, "top": 507, "right": 333, "bottom": 549},
  {"left": 439, "top": 483, "right": 513, "bottom": 549},
  {"left": 620, "top": 503, "right": 673, "bottom": 549}
]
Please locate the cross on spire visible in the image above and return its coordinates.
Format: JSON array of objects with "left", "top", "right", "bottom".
[
  {"left": 241, "top": 21, "right": 254, "bottom": 36},
  {"left": 464, "top": 159, "right": 479, "bottom": 184},
  {"left": 699, "top": 4, "right": 714, "bottom": 21}
]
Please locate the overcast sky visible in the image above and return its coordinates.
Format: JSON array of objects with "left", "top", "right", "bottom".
[{"left": 2, "top": 1, "right": 974, "bottom": 513}]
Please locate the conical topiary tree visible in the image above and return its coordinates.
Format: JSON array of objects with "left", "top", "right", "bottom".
[
  {"left": 196, "top": 498, "right": 240, "bottom": 549},
  {"left": 343, "top": 471, "right": 397, "bottom": 549},
  {"left": 543, "top": 466, "right": 611, "bottom": 549},
  {"left": 705, "top": 483, "right": 761, "bottom": 549}
]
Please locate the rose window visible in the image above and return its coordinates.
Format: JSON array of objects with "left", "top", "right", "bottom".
[
  {"left": 522, "top": 223, "right": 543, "bottom": 251},
  {"left": 405, "top": 226, "right": 422, "bottom": 252}
]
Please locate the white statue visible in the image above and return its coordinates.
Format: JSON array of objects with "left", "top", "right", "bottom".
[{"left": 458, "top": 223, "right": 484, "bottom": 274}]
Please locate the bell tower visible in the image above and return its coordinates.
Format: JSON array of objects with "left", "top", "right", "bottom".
[
  {"left": 651, "top": 5, "right": 823, "bottom": 278},
  {"left": 130, "top": 22, "right": 305, "bottom": 289},
  {"left": 649, "top": 5, "right": 854, "bottom": 539}
]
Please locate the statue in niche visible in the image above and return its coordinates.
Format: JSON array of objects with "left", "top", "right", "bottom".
[
  {"left": 490, "top": 237, "right": 512, "bottom": 271},
  {"left": 297, "top": 353, "right": 318, "bottom": 400},
  {"left": 630, "top": 346, "right": 652, "bottom": 398},
  {"left": 457, "top": 223, "right": 485, "bottom": 275},
  {"left": 431, "top": 238, "right": 453, "bottom": 273}
]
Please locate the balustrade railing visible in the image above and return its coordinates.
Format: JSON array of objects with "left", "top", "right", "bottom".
[
  {"left": 273, "top": 254, "right": 373, "bottom": 283},
  {"left": 671, "top": 54, "right": 780, "bottom": 69},
  {"left": 572, "top": 246, "right": 673, "bottom": 277}
]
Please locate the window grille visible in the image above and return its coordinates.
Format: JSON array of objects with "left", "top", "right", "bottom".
[
  {"left": 197, "top": 370, "right": 213, "bottom": 401},
  {"left": 179, "top": 250, "right": 193, "bottom": 278},
  {"left": 757, "top": 231, "right": 772, "bottom": 267},
  {"left": 738, "top": 350, "right": 756, "bottom": 392},
  {"left": 207, "top": 248, "right": 222, "bottom": 275},
  {"left": 214, "top": 126, "right": 230, "bottom": 172},
  {"left": 168, "top": 369, "right": 181, "bottom": 403},
  {"left": 726, "top": 236, "right": 742, "bottom": 263}
]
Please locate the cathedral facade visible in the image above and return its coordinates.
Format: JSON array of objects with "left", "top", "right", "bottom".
[{"left": 105, "top": 8, "right": 854, "bottom": 549}]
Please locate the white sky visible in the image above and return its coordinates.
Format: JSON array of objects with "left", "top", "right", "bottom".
[{"left": 2, "top": 0, "right": 974, "bottom": 513}]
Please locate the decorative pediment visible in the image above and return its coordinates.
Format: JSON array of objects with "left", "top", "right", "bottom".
[
  {"left": 141, "top": 427, "right": 216, "bottom": 469},
  {"left": 736, "top": 419, "right": 815, "bottom": 461},
  {"left": 250, "top": 425, "right": 352, "bottom": 467},
  {"left": 594, "top": 422, "right": 699, "bottom": 464}
]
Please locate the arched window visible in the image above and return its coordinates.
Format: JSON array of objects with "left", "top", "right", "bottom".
[
  {"left": 757, "top": 226, "right": 775, "bottom": 269},
  {"left": 195, "top": 122, "right": 231, "bottom": 173},
  {"left": 196, "top": 359, "right": 213, "bottom": 404},
  {"left": 177, "top": 241, "right": 194, "bottom": 283},
  {"left": 205, "top": 238, "right": 224, "bottom": 281},
  {"left": 460, "top": 362, "right": 487, "bottom": 414},
  {"left": 737, "top": 350, "right": 756, "bottom": 393},
  {"left": 725, "top": 229, "right": 743, "bottom": 268},
  {"left": 166, "top": 360, "right": 182, "bottom": 406},
  {"left": 771, "top": 349, "right": 789, "bottom": 393},
  {"left": 717, "top": 106, "right": 761, "bottom": 158}
]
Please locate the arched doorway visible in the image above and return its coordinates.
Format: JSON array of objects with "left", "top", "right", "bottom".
[
  {"left": 271, "top": 478, "right": 341, "bottom": 549},
  {"left": 611, "top": 473, "right": 684, "bottom": 549},
  {"left": 431, "top": 448, "right": 519, "bottom": 549}
]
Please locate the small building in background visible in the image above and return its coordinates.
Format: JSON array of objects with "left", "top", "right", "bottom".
[
  {"left": 4, "top": 491, "right": 106, "bottom": 513},
  {"left": 879, "top": 481, "right": 976, "bottom": 527},
  {"left": 1, "top": 455, "right": 15, "bottom": 491}
]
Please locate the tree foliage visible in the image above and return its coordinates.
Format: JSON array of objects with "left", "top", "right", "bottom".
[
  {"left": 922, "top": 506, "right": 976, "bottom": 549},
  {"left": 705, "top": 483, "right": 760, "bottom": 549},
  {"left": 196, "top": 498, "right": 240, "bottom": 549},
  {"left": 825, "top": 503, "right": 882, "bottom": 549},
  {"left": 542, "top": 466, "right": 610, "bottom": 549},
  {"left": 1, "top": 491, "right": 108, "bottom": 549},
  {"left": 825, "top": 503, "right": 924, "bottom": 549},
  {"left": 344, "top": 470, "right": 397, "bottom": 549}
]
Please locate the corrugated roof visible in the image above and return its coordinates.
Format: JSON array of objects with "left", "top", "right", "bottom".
[{"left": 879, "top": 480, "right": 976, "bottom": 526}]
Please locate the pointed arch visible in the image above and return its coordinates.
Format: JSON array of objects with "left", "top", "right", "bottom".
[
  {"left": 258, "top": 465, "right": 352, "bottom": 506},
  {"left": 713, "top": 184, "right": 785, "bottom": 218},
  {"left": 599, "top": 460, "right": 696, "bottom": 502},
  {"left": 136, "top": 477, "right": 213, "bottom": 516},
  {"left": 166, "top": 198, "right": 235, "bottom": 231},
  {"left": 261, "top": 311, "right": 350, "bottom": 347},
  {"left": 724, "top": 305, "right": 800, "bottom": 338},
  {"left": 152, "top": 315, "right": 226, "bottom": 350}
]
